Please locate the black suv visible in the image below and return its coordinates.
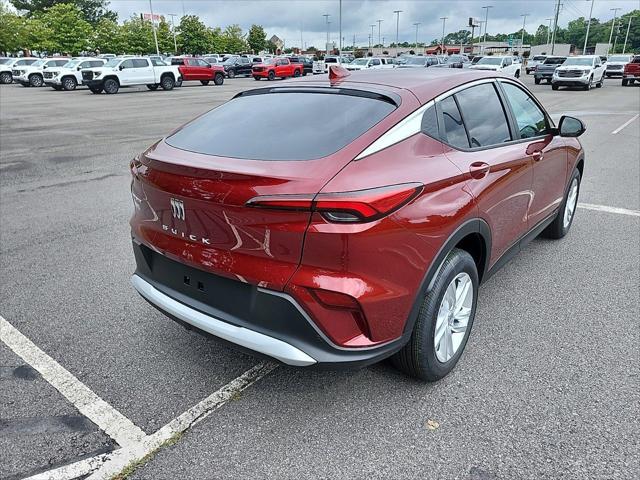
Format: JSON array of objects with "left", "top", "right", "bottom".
[
  {"left": 222, "top": 56, "right": 252, "bottom": 78},
  {"left": 287, "top": 56, "right": 313, "bottom": 76}
]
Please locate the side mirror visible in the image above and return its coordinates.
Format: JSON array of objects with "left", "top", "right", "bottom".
[
  {"left": 558, "top": 115, "right": 586, "bottom": 137},
  {"left": 119, "top": 65, "right": 125, "bottom": 70},
  {"left": 43, "top": 65, "right": 48, "bottom": 69},
  {"left": 77, "top": 66, "right": 82, "bottom": 71},
  {"left": 207, "top": 64, "right": 212, "bottom": 68}
]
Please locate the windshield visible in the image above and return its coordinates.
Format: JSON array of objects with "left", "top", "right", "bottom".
[
  {"left": 532, "top": 56, "right": 546, "bottom": 61},
  {"left": 0, "top": 58, "right": 12, "bottom": 65},
  {"left": 447, "top": 55, "right": 465, "bottom": 62},
  {"left": 262, "top": 58, "right": 276, "bottom": 65},
  {"left": 608, "top": 55, "right": 631, "bottom": 62},
  {"left": 166, "top": 92, "right": 396, "bottom": 161},
  {"left": 477, "top": 57, "right": 502, "bottom": 65},
  {"left": 351, "top": 58, "right": 369, "bottom": 65},
  {"left": 405, "top": 57, "right": 427, "bottom": 65},
  {"left": 104, "top": 58, "right": 121, "bottom": 67},
  {"left": 63, "top": 60, "right": 82, "bottom": 68},
  {"left": 544, "top": 57, "right": 566, "bottom": 64},
  {"left": 563, "top": 57, "right": 594, "bottom": 66},
  {"left": 325, "top": 57, "right": 338, "bottom": 63},
  {"left": 31, "top": 60, "right": 45, "bottom": 67}
]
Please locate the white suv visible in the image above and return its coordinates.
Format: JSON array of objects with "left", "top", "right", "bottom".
[
  {"left": 0, "top": 57, "right": 38, "bottom": 84},
  {"left": 552, "top": 55, "right": 605, "bottom": 91},
  {"left": 345, "top": 57, "right": 395, "bottom": 71},
  {"left": 44, "top": 57, "right": 106, "bottom": 91},
  {"left": 13, "top": 58, "right": 70, "bottom": 87},
  {"left": 469, "top": 56, "right": 521, "bottom": 77},
  {"left": 81, "top": 57, "right": 181, "bottom": 94}
]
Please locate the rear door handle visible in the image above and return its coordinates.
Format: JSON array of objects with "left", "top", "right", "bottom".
[
  {"left": 469, "top": 161, "right": 490, "bottom": 179},
  {"left": 532, "top": 151, "right": 544, "bottom": 162}
]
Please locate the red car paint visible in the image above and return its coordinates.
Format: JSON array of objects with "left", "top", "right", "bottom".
[
  {"left": 252, "top": 58, "right": 303, "bottom": 80},
  {"left": 130, "top": 69, "right": 583, "bottom": 356},
  {"left": 170, "top": 57, "right": 224, "bottom": 83},
  {"left": 622, "top": 56, "right": 640, "bottom": 85}
]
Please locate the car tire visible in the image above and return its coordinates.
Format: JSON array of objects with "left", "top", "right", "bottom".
[
  {"left": 293, "top": 69, "right": 301, "bottom": 77},
  {"left": 552, "top": 84, "right": 559, "bottom": 90},
  {"left": 29, "top": 74, "right": 43, "bottom": 87},
  {"left": 227, "top": 69, "right": 235, "bottom": 78},
  {"left": 0, "top": 72, "right": 12, "bottom": 84},
  {"left": 89, "top": 86, "right": 103, "bottom": 94},
  {"left": 200, "top": 80, "right": 210, "bottom": 86},
  {"left": 514, "top": 69, "right": 520, "bottom": 78},
  {"left": 268, "top": 70, "right": 275, "bottom": 81},
  {"left": 596, "top": 77, "right": 603, "bottom": 88},
  {"left": 584, "top": 77, "right": 592, "bottom": 91},
  {"left": 622, "top": 79, "right": 628, "bottom": 86},
  {"left": 542, "top": 168, "right": 581, "bottom": 240},
  {"left": 103, "top": 78, "right": 119, "bottom": 94},
  {"left": 392, "top": 248, "right": 478, "bottom": 381},
  {"left": 146, "top": 84, "right": 159, "bottom": 90},
  {"left": 534, "top": 78, "right": 541, "bottom": 85},
  {"left": 62, "top": 76, "right": 77, "bottom": 91},
  {"left": 161, "top": 75, "right": 175, "bottom": 90},
  {"left": 214, "top": 73, "right": 224, "bottom": 85}
]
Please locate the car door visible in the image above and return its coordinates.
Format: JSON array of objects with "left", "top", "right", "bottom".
[
  {"left": 593, "top": 58, "right": 604, "bottom": 81},
  {"left": 197, "top": 59, "right": 213, "bottom": 79},
  {"left": 118, "top": 59, "right": 135, "bottom": 85},
  {"left": 498, "top": 80, "right": 567, "bottom": 227},
  {"left": 239, "top": 57, "right": 251, "bottom": 75},
  {"left": 369, "top": 58, "right": 381, "bottom": 69},
  {"left": 134, "top": 58, "right": 154, "bottom": 83},
  {"left": 439, "top": 80, "right": 533, "bottom": 263}
]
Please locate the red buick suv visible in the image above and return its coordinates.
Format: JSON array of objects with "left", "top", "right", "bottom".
[{"left": 130, "top": 67, "right": 585, "bottom": 380}]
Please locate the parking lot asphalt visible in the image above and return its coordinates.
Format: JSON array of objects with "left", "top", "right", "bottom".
[{"left": 1, "top": 74, "right": 639, "bottom": 480}]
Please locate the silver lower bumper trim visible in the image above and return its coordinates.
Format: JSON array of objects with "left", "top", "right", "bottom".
[{"left": 131, "top": 275, "right": 317, "bottom": 367}]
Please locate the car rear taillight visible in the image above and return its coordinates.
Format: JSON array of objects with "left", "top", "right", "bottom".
[{"left": 246, "top": 183, "right": 423, "bottom": 223}]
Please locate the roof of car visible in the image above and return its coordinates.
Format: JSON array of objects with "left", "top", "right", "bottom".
[{"left": 284, "top": 68, "right": 502, "bottom": 104}]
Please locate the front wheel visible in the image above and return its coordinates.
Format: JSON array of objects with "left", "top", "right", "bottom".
[
  {"left": 103, "top": 78, "right": 119, "bottom": 94},
  {"left": 622, "top": 79, "right": 628, "bottom": 86},
  {"left": 392, "top": 248, "right": 478, "bottom": 381},
  {"left": 0, "top": 72, "right": 12, "bottom": 84},
  {"left": 534, "top": 78, "right": 541, "bottom": 85},
  {"left": 62, "top": 77, "right": 77, "bottom": 91},
  {"left": 552, "top": 84, "right": 559, "bottom": 90},
  {"left": 213, "top": 73, "right": 224, "bottom": 85},
  {"left": 584, "top": 77, "right": 592, "bottom": 91},
  {"left": 293, "top": 69, "right": 301, "bottom": 77},
  {"left": 267, "top": 70, "right": 275, "bottom": 81},
  {"left": 200, "top": 80, "right": 210, "bottom": 86},
  {"left": 542, "top": 168, "right": 581, "bottom": 239},
  {"left": 514, "top": 69, "right": 520, "bottom": 78},
  {"left": 161, "top": 75, "right": 175, "bottom": 90},
  {"left": 227, "top": 69, "right": 235, "bottom": 79},
  {"left": 596, "top": 77, "right": 604, "bottom": 88},
  {"left": 29, "top": 74, "right": 44, "bottom": 87}
]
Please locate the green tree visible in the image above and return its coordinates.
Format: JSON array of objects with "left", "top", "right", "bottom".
[
  {"left": 157, "top": 19, "right": 175, "bottom": 54},
  {"left": 92, "top": 17, "right": 124, "bottom": 54},
  {"left": 207, "top": 26, "right": 225, "bottom": 53},
  {"left": 265, "top": 40, "right": 277, "bottom": 53},
  {"left": 177, "top": 15, "right": 209, "bottom": 55},
  {"left": 223, "top": 24, "right": 246, "bottom": 53},
  {"left": 10, "top": 0, "right": 116, "bottom": 24},
  {"left": 19, "top": 15, "right": 55, "bottom": 53},
  {"left": 0, "top": 4, "right": 24, "bottom": 54},
  {"left": 122, "top": 15, "right": 154, "bottom": 54},
  {"left": 40, "top": 3, "right": 92, "bottom": 54},
  {"left": 247, "top": 24, "right": 266, "bottom": 53}
]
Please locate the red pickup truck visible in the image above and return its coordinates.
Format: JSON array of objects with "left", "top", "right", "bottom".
[
  {"left": 169, "top": 57, "right": 225, "bottom": 86},
  {"left": 622, "top": 55, "right": 640, "bottom": 86},
  {"left": 252, "top": 58, "right": 303, "bottom": 80}
]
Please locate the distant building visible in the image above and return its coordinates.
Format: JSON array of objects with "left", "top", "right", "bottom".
[
  {"left": 269, "top": 35, "right": 284, "bottom": 50},
  {"left": 530, "top": 43, "right": 574, "bottom": 57},
  {"left": 474, "top": 41, "right": 531, "bottom": 55},
  {"left": 426, "top": 44, "right": 473, "bottom": 55}
]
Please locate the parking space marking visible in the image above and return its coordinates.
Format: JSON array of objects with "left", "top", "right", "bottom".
[
  {"left": 0, "top": 315, "right": 146, "bottom": 448},
  {"left": 578, "top": 202, "right": 640, "bottom": 217},
  {"left": 611, "top": 114, "right": 639, "bottom": 134},
  {"left": 25, "top": 453, "right": 111, "bottom": 480}
]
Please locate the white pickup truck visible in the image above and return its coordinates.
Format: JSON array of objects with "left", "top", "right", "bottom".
[
  {"left": 81, "top": 57, "right": 181, "bottom": 94},
  {"left": 44, "top": 57, "right": 106, "bottom": 90}
]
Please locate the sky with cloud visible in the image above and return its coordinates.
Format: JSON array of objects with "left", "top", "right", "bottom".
[{"left": 110, "top": 0, "right": 639, "bottom": 48}]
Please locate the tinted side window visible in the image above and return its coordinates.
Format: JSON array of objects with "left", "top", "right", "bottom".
[
  {"left": 186, "top": 58, "right": 197, "bottom": 66},
  {"left": 371, "top": 59, "right": 380, "bottom": 66},
  {"left": 79, "top": 61, "right": 91, "bottom": 68},
  {"left": 501, "top": 83, "right": 547, "bottom": 139},
  {"left": 455, "top": 83, "right": 512, "bottom": 147},
  {"left": 121, "top": 59, "right": 134, "bottom": 69},
  {"left": 91, "top": 61, "right": 104, "bottom": 67},
  {"left": 439, "top": 96, "right": 469, "bottom": 149},
  {"left": 133, "top": 59, "right": 149, "bottom": 68},
  {"left": 421, "top": 105, "right": 439, "bottom": 139}
]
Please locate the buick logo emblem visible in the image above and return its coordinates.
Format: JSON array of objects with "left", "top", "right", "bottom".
[{"left": 170, "top": 198, "right": 185, "bottom": 220}]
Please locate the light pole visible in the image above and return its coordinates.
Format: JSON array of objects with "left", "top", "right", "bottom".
[
  {"left": 546, "top": 18, "right": 553, "bottom": 46},
  {"left": 339, "top": 0, "right": 342, "bottom": 53},
  {"left": 413, "top": 22, "right": 420, "bottom": 51},
  {"left": 148, "top": 0, "right": 160, "bottom": 55},
  {"left": 520, "top": 14, "right": 529, "bottom": 54},
  {"left": 623, "top": 17, "right": 633, "bottom": 53},
  {"left": 608, "top": 8, "right": 621, "bottom": 55},
  {"left": 583, "top": 0, "right": 595, "bottom": 53},
  {"left": 370, "top": 24, "right": 376, "bottom": 49},
  {"left": 377, "top": 19, "right": 383, "bottom": 47},
  {"left": 551, "top": 0, "right": 561, "bottom": 54},
  {"left": 167, "top": 13, "right": 178, "bottom": 54},
  {"left": 440, "top": 17, "right": 448, "bottom": 54},
  {"left": 323, "top": 14, "right": 330, "bottom": 56},
  {"left": 394, "top": 10, "right": 402, "bottom": 54},
  {"left": 482, "top": 6, "right": 492, "bottom": 53}
]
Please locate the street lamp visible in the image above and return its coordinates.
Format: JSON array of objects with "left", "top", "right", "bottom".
[
  {"left": 148, "top": 0, "right": 160, "bottom": 55},
  {"left": 167, "top": 13, "right": 178, "bottom": 54},
  {"left": 394, "top": 10, "right": 402, "bottom": 54},
  {"left": 482, "top": 5, "right": 493, "bottom": 53},
  {"left": 370, "top": 24, "right": 376, "bottom": 50},
  {"left": 520, "top": 14, "right": 529, "bottom": 54},
  {"left": 440, "top": 17, "right": 448, "bottom": 53},
  {"left": 323, "top": 14, "right": 330, "bottom": 56},
  {"left": 608, "top": 7, "right": 621, "bottom": 55},
  {"left": 623, "top": 17, "right": 634, "bottom": 54},
  {"left": 546, "top": 18, "right": 553, "bottom": 46},
  {"left": 413, "top": 22, "right": 421, "bottom": 51},
  {"left": 377, "top": 19, "right": 383, "bottom": 48},
  {"left": 583, "top": 0, "right": 595, "bottom": 53}
]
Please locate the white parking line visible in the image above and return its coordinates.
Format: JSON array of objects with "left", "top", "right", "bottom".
[
  {"left": 0, "top": 315, "right": 146, "bottom": 448},
  {"left": 578, "top": 202, "right": 640, "bottom": 217},
  {"left": 611, "top": 114, "right": 639, "bottom": 135}
]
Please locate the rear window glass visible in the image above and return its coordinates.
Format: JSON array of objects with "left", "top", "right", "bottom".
[{"left": 166, "top": 92, "right": 396, "bottom": 161}]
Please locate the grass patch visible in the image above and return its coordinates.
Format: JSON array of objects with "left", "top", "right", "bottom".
[{"left": 111, "top": 432, "right": 184, "bottom": 480}]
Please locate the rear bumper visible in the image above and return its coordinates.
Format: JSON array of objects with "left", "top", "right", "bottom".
[
  {"left": 623, "top": 73, "right": 640, "bottom": 79},
  {"left": 131, "top": 239, "right": 405, "bottom": 367}
]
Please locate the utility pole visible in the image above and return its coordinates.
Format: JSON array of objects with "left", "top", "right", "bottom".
[
  {"left": 545, "top": 18, "right": 553, "bottom": 46},
  {"left": 413, "top": 23, "right": 420, "bottom": 51},
  {"left": 323, "top": 14, "right": 330, "bottom": 56},
  {"left": 148, "top": 0, "right": 160, "bottom": 55},
  {"left": 440, "top": 17, "right": 448, "bottom": 53},
  {"left": 394, "top": 10, "right": 402, "bottom": 55},
  {"left": 520, "top": 14, "right": 529, "bottom": 54},
  {"left": 623, "top": 16, "right": 633, "bottom": 53},
  {"left": 608, "top": 8, "right": 621, "bottom": 55},
  {"left": 301, "top": 21, "right": 304, "bottom": 53},
  {"left": 482, "top": 6, "right": 492, "bottom": 53},
  {"left": 551, "top": 0, "right": 561, "bottom": 55},
  {"left": 370, "top": 24, "right": 376, "bottom": 52},
  {"left": 353, "top": 34, "right": 356, "bottom": 50},
  {"left": 339, "top": 0, "right": 342, "bottom": 53},
  {"left": 167, "top": 13, "right": 178, "bottom": 54},
  {"left": 583, "top": 0, "right": 595, "bottom": 53},
  {"left": 377, "top": 19, "right": 383, "bottom": 47}
]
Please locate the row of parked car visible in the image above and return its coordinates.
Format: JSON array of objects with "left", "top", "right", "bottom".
[{"left": 530, "top": 54, "right": 640, "bottom": 90}]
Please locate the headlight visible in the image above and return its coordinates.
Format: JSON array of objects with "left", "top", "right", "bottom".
[{"left": 582, "top": 70, "right": 589, "bottom": 76}]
